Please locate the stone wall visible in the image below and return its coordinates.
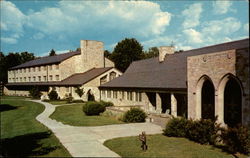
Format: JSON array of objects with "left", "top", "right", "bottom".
[{"left": 187, "top": 48, "right": 249, "bottom": 126}]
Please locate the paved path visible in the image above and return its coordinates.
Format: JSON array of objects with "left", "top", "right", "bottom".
[{"left": 32, "top": 100, "right": 163, "bottom": 157}]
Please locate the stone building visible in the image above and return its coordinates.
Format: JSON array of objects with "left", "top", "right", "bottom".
[
  {"left": 5, "top": 40, "right": 122, "bottom": 101},
  {"left": 99, "top": 38, "right": 249, "bottom": 126}
]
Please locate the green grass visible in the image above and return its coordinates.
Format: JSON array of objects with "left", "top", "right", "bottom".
[
  {"left": 45, "top": 100, "right": 69, "bottom": 105},
  {"left": 104, "top": 134, "right": 248, "bottom": 158},
  {"left": 50, "top": 104, "right": 124, "bottom": 126},
  {"left": 0, "top": 95, "right": 27, "bottom": 100},
  {"left": 0, "top": 99, "right": 71, "bottom": 157}
]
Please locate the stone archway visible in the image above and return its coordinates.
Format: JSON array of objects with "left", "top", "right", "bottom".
[
  {"left": 224, "top": 78, "right": 242, "bottom": 127},
  {"left": 217, "top": 74, "right": 243, "bottom": 126},
  {"left": 87, "top": 89, "right": 95, "bottom": 101},
  {"left": 201, "top": 80, "right": 215, "bottom": 119},
  {"left": 196, "top": 75, "right": 215, "bottom": 119}
]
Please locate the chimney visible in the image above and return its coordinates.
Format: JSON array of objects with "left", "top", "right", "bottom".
[{"left": 159, "top": 46, "right": 175, "bottom": 62}]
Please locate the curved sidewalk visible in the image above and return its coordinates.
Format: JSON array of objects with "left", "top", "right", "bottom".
[{"left": 33, "top": 100, "right": 163, "bottom": 157}]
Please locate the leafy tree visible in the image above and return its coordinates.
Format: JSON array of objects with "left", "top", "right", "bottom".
[
  {"left": 0, "top": 52, "right": 35, "bottom": 84},
  {"left": 49, "top": 49, "right": 56, "bottom": 56},
  {"left": 110, "top": 38, "right": 144, "bottom": 72},
  {"left": 75, "top": 86, "right": 84, "bottom": 97},
  {"left": 143, "top": 47, "right": 159, "bottom": 59},
  {"left": 104, "top": 50, "right": 111, "bottom": 59},
  {"left": 29, "top": 86, "right": 42, "bottom": 99}
]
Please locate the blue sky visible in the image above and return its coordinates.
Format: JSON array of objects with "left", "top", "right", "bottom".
[{"left": 1, "top": 0, "right": 249, "bottom": 56}]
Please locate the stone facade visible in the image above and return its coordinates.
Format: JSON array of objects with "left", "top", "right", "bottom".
[{"left": 187, "top": 48, "right": 249, "bottom": 126}]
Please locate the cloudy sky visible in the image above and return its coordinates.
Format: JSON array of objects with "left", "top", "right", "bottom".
[{"left": 1, "top": 0, "right": 249, "bottom": 56}]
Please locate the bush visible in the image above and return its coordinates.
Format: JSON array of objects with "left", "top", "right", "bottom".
[
  {"left": 66, "top": 93, "right": 73, "bottom": 103},
  {"left": 186, "top": 119, "right": 219, "bottom": 145},
  {"left": 82, "top": 101, "right": 105, "bottom": 116},
  {"left": 100, "top": 100, "right": 114, "bottom": 107},
  {"left": 48, "top": 90, "right": 58, "bottom": 100},
  {"left": 75, "top": 87, "right": 84, "bottom": 97},
  {"left": 221, "top": 125, "right": 250, "bottom": 154},
  {"left": 163, "top": 117, "right": 188, "bottom": 137},
  {"left": 122, "top": 108, "right": 146, "bottom": 123},
  {"left": 29, "top": 86, "right": 42, "bottom": 99}
]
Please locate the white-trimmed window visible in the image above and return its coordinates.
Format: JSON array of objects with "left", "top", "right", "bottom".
[
  {"left": 56, "top": 75, "right": 59, "bottom": 81},
  {"left": 38, "top": 67, "right": 41, "bottom": 71},
  {"left": 24, "top": 77, "right": 26, "bottom": 82},
  {"left": 66, "top": 87, "right": 70, "bottom": 92},
  {"left": 113, "top": 91, "right": 117, "bottom": 99},
  {"left": 28, "top": 77, "right": 31, "bottom": 82},
  {"left": 49, "top": 75, "right": 53, "bottom": 81},
  {"left": 107, "top": 90, "right": 111, "bottom": 98},
  {"left": 33, "top": 76, "right": 36, "bottom": 82},
  {"left": 38, "top": 76, "right": 41, "bottom": 82},
  {"left": 127, "top": 91, "right": 133, "bottom": 101},
  {"left": 101, "top": 90, "right": 106, "bottom": 98},
  {"left": 44, "top": 76, "right": 47, "bottom": 81}
]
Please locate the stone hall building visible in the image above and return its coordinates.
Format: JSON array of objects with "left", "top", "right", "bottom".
[
  {"left": 99, "top": 38, "right": 249, "bottom": 126},
  {"left": 5, "top": 40, "right": 122, "bottom": 101}
]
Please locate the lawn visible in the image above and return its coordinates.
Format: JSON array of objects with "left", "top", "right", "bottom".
[
  {"left": 50, "top": 104, "right": 124, "bottom": 126},
  {"left": 0, "top": 98, "right": 71, "bottom": 157},
  {"left": 44, "top": 100, "right": 84, "bottom": 105},
  {"left": 104, "top": 134, "right": 248, "bottom": 158}
]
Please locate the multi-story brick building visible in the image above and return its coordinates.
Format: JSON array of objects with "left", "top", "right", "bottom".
[
  {"left": 5, "top": 40, "right": 122, "bottom": 100},
  {"left": 99, "top": 38, "right": 249, "bottom": 127}
]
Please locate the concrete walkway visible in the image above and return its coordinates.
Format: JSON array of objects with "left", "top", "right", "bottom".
[{"left": 32, "top": 100, "right": 163, "bottom": 157}]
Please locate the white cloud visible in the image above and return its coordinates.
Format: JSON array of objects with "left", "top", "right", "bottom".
[
  {"left": 1, "top": 1, "right": 27, "bottom": 43},
  {"left": 202, "top": 17, "right": 241, "bottom": 36},
  {"left": 183, "top": 28, "right": 203, "bottom": 44},
  {"left": 33, "top": 32, "right": 45, "bottom": 40},
  {"left": 26, "top": 1, "right": 171, "bottom": 37},
  {"left": 244, "top": 23, "right": 249, "bottom": 33},
  {"left": 182, "top": 3, "right": 202, "bottom": 29},
  {"left": 1, "top": 37, "right": 18, "bottom": 44},
  {"left": 213, "top": 0, "right": 232, "bottom": 14}
]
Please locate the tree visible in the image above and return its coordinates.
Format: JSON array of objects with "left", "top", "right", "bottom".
[
  {"left": 104, "top": 50, "right": 111, "bottom": 59},
  {"left": 49, "top": 49, "right": 56, "bottom": 56},
  {"left": 143, "top": 47, "right": 159, "bottom": 59},
  {"left": 110, "top": 38, "right": 144, "bottom": 72},
  {"left": 0, "top": 52, "right": 35, "bottom": 84},
  {"left": 75, "top": 86, "right": 84, "bottom": 98}
]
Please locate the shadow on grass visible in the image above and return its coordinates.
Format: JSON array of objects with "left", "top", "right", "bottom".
[
  {"left": 0, "top": 104, "right": 18, "bottom": 112},
  {"left": 0, "top": 131, "right": 58, "bottom": 157}
]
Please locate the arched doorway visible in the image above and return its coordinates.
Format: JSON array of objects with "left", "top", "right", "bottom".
[
  {"left": 224, "top": 78, "right": 242, "bottom": 127},
  {"left": 201, "top": 80, "right": 215, "bottom": 120},
  {"left": 87, "top": 90, "right": 95, "bottom": 101}
]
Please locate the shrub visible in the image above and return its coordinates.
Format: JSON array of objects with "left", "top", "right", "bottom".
[
  {"left": 100, "top": 100, "right": 114, "bottom": 107},
  {"left": 82, "top": 101, "right": 105, "bottom": 116},
  {"left": 221, "top": 125, "right": 250, "bottom": 154},
  {"left": 122, "top": 108, "right": 146, "bottom": 123},
  {"left": 75, "top": 87, "right": 84, "bottom": 97},
  {"left": 163, "top": 117, "right": 188, "bottom": 137},
  {"left": 186, "top": 119, "right": 219, "bottom": 145},
  {"left": 29, "top": 86, "right": 42, "bottom": 99},
  {"left": 66, "top": 93, "right": 73, "bottom": 103},
  {"left": 48, "top": 90, "right": 58, "bottom": 100}
]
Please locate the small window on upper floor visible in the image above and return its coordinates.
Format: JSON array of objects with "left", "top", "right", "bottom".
[
  {"left": 56, "top": 75, "right": 59, "bottom": 81},
  {"left": 24, "top": 77, "right": 26, "bottom": 82},
  {"left": 109, "top": 72, "right": 116, "bottom": 81},
  {"left": 38, "top": 67, "right": 41, "bottom": 71},
  {"left": 100, "top": 75, "right": 107, "bottom": 85},
  {"left": 33, "top": 76, "right": 36, "bottom": 82},
  {"left": 38, "top": 76, "right": 41, "bottom": 82},
  {"left": 28, "top": 77, "right": 31, "bottom": 82},
  {"left": 56, "top": 64, "right": 59, "bottom": 70},
  {"left": 49, "top": 75, "right": 53, "bottom": 81},
  {"left": 44, "top": 66, "right": 46, "bottom": 71},
  {"left": 49, "top": 65, "right": 52, "bottom": 70},
  {"left": 44, "top": 76, "right": 47, "bottom": 81}
]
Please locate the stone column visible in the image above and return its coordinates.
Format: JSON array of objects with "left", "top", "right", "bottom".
[
  {"left": 156, "top": 93, "right": 162, "bottom": 114},
  {"left": 215, "top": 90, "right": 225, "bottom": 125},
  {"left": 171, "top": 93, "right": 177, "bottom": 117}
]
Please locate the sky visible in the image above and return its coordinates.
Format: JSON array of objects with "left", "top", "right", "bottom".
[{"left": 0, "top": 0, "right": 249, "bottom": 57}]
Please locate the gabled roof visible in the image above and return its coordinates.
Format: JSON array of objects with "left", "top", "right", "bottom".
[
  {"left": 6, "top": 67, "right": 113, "bottom": 86},
  {"left": 9, "top": 51, "right": 81, "bottom": 70},
  {"left": 59, "top": 67, "right": 113, "bottom": 86},
  {"left": 99, "top": 38, "right": 249, "bottom": 90}
]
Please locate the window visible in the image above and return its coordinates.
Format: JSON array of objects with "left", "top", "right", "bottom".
[
  {"left": 49, "top": 65, "right": 52, "bottom": 70},
  {"left": 38, "top": 67, "right": 41, "bottom": 71},
  {"left": 28, "top": 68, "right": 30, "bottom": 72},
  {"left": 139, "top": 92, "right": 142, "bottom": 102},
  {"left": 33, "top": 76, "right": 36, "bottom": 82},
  {"left": 28, "top": 77, "right": 31, "bottom": 82},
  {"left": 49, "top": 75, "right": 53, "bottom": 81},
  {"left": 24, "top": 69, "right": 26, "bottom": 73},
  {"left": 100, "top": 75, "right": 107, "bottom": 84},
  {"left": 56, "top": 75, "right": 59, "bottom": 81},
  {"left": 38, "top": 76, "right": 41, "bottom": 82},
  {"left": 34, "top": 67, "right": 36, "bottom": 72},
  {"left": 113, "top": 91, "right": 117, "bottom": 99},
  {"left": 44, "top": 66, "right": 46, "bottom": 71},
  {"left": 16, "top": 78, "right": 18, "bottom": 82},
  {"left": 20, "top": 77, "right": 22, "bottom": 82},
  {"left": 9, "top": 78, "right": 11, "bottom": 82},
  {"left": 102, "top": 90, "right": 106, "bottom": 98},
  {"left": 24, "top": 77, "right": 26, "bottom": 82},
  {"left": 44, "top": 76, "right": 47, "bottom": 81},
  {"left": 107, "top": 90, "right": 111, "bottom": 98},
  {"left": 20, "top": 69, "right": 22, "bottom": 73},
  {"left": 109, "top": 72, "right": 116, "bottom": 80},
  {"left": 56, "top": 64, "right": 59, "bottom": 70},
  {"left": 135, "top": 92, "right": 142, "bottom": 102},
  {"left": 12, "top": 78, "right": 15, "bottom": 81}
]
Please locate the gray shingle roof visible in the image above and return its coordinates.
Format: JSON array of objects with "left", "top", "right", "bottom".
[
  {"left": 9, "top": 51, "right": 80, "bottom": 70},
  {"left": 99, "top": 38, "right": 249, "bottom": 90},
  {"left": 6, "top": 67, "right": 113, "bottom": 86}
]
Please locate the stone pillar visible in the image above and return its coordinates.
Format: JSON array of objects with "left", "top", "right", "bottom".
[
  {"left": 156, "top": 93, "right": 162, "bottom": 114},
  {"left": 216, "top": 90, "right": 225, "bottom": 125},
  {"left": 171, "top": 93, "right": 177, "bottom": 117}
]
